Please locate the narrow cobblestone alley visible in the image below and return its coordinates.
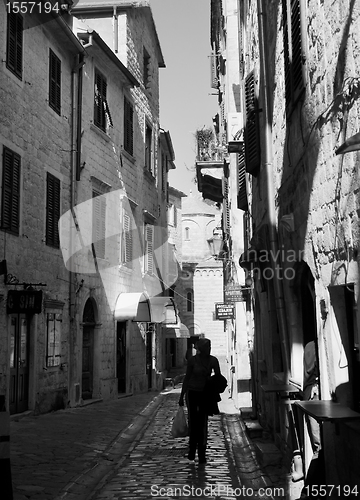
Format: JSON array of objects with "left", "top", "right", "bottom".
[{"left": 89, "top": 391, "right": 277, "bottom": 500}]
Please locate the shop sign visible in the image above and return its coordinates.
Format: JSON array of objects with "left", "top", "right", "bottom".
[
  {"left": 215, "top": 302, "right": 235, "bottom": 320},
  {"left": 7, "top": 290, "right": 43, "bottom": 314},
  {"left": 224, "top": 284, "right": 247, "bottom": 303}
]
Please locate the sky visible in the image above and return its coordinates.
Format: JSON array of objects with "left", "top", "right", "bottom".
[{"left": 149, "top": 0, "right": 218, "bottom": 195}]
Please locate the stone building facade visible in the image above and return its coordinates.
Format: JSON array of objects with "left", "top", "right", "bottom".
[
  {"left": 0, "top": 2, "right": 176, "bottom": 415},
  {"left": 206, "top": 0, "right": 360, "bottom": 491}
]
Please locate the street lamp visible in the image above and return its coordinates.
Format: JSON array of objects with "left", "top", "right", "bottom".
[{"left": 207, "top": 226, "right": 224, "bottom": 258}]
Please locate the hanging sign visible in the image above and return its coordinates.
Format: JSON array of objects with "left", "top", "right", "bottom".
[
  {"left": 224, "top": 284, "right": 248, "bottom": 303},
  {"left": 7, "top": 290, "right": 43, "bottom": 314},
  {"left": 215, "top": 302, "right": 235, "bottom": 320}
]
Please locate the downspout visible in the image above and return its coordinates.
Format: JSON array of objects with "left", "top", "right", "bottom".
[
  {"left": 113, "top": 7, "right": 118, "bottom": 54},
  {"left": 257, "top": 0, "right": 290, "bottom": 382},
  {"left": 69, "top": 51, "right": 85, "bottom": 404}
]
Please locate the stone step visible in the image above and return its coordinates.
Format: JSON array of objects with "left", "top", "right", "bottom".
[
  {"left": 243, "top": 418, "right": 264, "bottom": 439},
  {"left": 254, "top": 440, "right": 283, "bottom": 467},
  {"left": 239, "top": 406, "right": 254, "bottom": 419}
]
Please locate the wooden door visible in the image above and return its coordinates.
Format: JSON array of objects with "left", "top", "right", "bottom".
[
  {"left": 82, "top": 325, "right": 94, "bottom": 400},
  {"left": 116, "top": 322, "right": 126, "bottom": 393},
  {"left": 9, "top": 315, "right": 29, "bottom": 414}
]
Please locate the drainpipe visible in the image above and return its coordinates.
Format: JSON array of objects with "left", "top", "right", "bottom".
[
  {"left": 69, "top": 51, "right": 85, "bottom": 404},
  {"left": 113, "top": 7, "right": 118, "bottom": 54},
  {"left": 257, "top": 0, "right": 290, "bottom": 382}
]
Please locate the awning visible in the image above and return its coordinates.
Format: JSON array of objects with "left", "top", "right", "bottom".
[
  {"left": 164, "top": 323, "right": 190, "bottom": 339},
  {"left": 114, "top": 293, "right": 178, "bottom": 323}
]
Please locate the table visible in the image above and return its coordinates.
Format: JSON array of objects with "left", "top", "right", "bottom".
[{"left": 294, "top": 400, "right": 360, "bottom": 423}]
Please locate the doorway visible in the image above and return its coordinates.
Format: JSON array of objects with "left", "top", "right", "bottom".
[
  {"left": 146, "top": 326, "right": 153, "bottom": 389},
  {"left": 82, "top": 299, "right": 96, "bottom": 400},
  {"left": 9, "top": 314, "right": 30, "bottom": 414},
  {"left": 116, "top": 321, "right": 126, "bottom": 393}
]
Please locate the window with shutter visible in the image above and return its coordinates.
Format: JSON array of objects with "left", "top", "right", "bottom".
[
  {"left": 94, "top": 70, "right": 108, "bottom": 132},
  {"left": 237, "top": 147, "right": 248, "bottom": 211},
  {"left": 282, "top": 0, "right": 306, "bottom": 112},
  {"left": 6, "top": 13, "right": 23, "bottom": 79},
  {"left": 123, "top": 96, "right": 134, "bottom": 156},
  {"left": 49, "top": 49, "right": 61, "bottom": 115},
  {"left": 1, "top": 147, "right": 21, "bottom": 235},
  {"left": 46, "top": 173, "right": 60, "bottom": 247},
  {"left": 244, "top": 70, "right": 261, "bottom": 176},
  {"left": 121, "top": 210, "right": 132, "bottom": 266},
  {"left": 144, "top": 223, "right": 154, "bottom": 274},
  {"left": 92, "top": 190, "right": 106, "bottom": 259},
  {"left": 145, "top": 125, "right": 152, "bottom": 173},
  {"left": 222, "top": 178, "right": 230, "bottom": 235},
  {"left": 143, "top": 47, "right": 150, "bottom": 89}
]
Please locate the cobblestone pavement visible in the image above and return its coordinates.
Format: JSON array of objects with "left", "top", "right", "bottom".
[
  {"left": 88, "top": 391, "right": 279, "bottom": 500},
  {"left": 9, "top": 387, "right": 288, "bottom": 500},
  {"left": 10, "top": 392, "right": 162, "bottom": 500}
]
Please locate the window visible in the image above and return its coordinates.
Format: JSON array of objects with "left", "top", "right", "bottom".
[
  {"left": 92, "top": 190, "right": 106, "bottom": 259},
  {"left": 282, "top": 0, "right": 305, "bottom": 111},
  {"left": 161, "top": 153, "right": 166, "bottom": 193},
  {"left": 123, "top": 96, "right": 134, "bottom": 155},
  {"left": 1, "top": 147, "right": 21, "bottom": 234},
  {"left": 184, "top": 227, "right": 190, "bottom": 240},
  {"left": 121, "top": 209, "right": 132, "bottom": 266},
  {"left": 168, "top": 205, "right": 177, "bottom": 227},
  {"left": 46, "top": 313, "right": 62, "bottom": 367},
  {"left": 244, "top": 70, "right": 261, "bottom": 176},
  {"left": 143, "top": 47, "right": 150, "bottom": 88},
  {"left": 186, "top": 290, "right": 193, "bottom": 312},
  {"left": 6, "top": 12, "right": 23, "bottom": 79},
  {"left": 46, "top": 172, "right": 60, "bottom": 248},
  {"left": 144, "top": 223, "right": 154, "bottom": 274},
  {"left": 49, "top": 49, "right": 61, "bottom": 114},
  {"left": 145, "top": 124, "right": 152, "bottom": 172},
  {"left": 94, "top": 69, "right": 112, "bottom": 132}
]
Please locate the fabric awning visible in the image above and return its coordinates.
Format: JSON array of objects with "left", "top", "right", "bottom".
[
  {"left": 114, "top": 293, "right": 178, "bottom": 323},
  {"left": 164, "top": 323, "right": 190, "bottom": 338}
]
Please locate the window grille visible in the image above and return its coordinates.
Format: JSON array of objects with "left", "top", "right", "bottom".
[{"left": 46, "top": 313, "right": 62, "bottom": 367}]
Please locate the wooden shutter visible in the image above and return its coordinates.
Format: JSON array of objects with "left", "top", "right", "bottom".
[
  {"left": 222, "top": 178, "right": 230, "bottom": 235},
  {"left": 145, "top": 224, "right": 154, "bottom": 274},
  {"left": 282, "top": 0, "right": 305, "bottom": 110},
  {"left": 124, "top": 97, "right": 134, "bottom": 155},
  {"left": 6, "top": 13, "right": 23, "bottom": 79},
  {"left": 49, "top": 50, "right": 61, "bottom": 114},
  {"left": 237, "top": 147, "right": 248, "bottom": 211},
  {"left": 244, "top": 70, "right": 261, "bottom": 176},
  {"left": 2, "top": 147, "right": 20, "bottom": 234},
  {"left": 92, "top": 190, "right": 106, "bottom": 258},
  {"left": 94, "top": 70, "right": 107, "bottom": 131},
  {"left": 123, "top": 211, "right": 132, "bottom": 264},
  {"left": 46, "top": 173, "right": 60, "bottom": 247}
]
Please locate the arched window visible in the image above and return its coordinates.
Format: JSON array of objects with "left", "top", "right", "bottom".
[
  {"left": 186, "top": 290, "right": 193, "bottom": 312},
  {"left": 185, "top": 227, "right": 190, "bottom": 240}
]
